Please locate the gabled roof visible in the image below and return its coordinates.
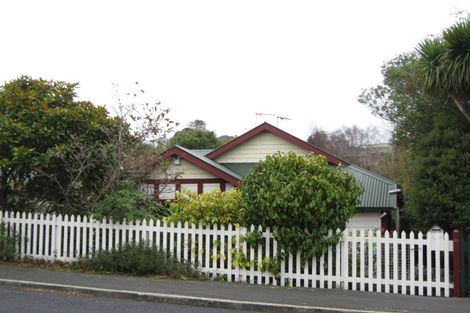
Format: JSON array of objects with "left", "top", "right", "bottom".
[
  {"left": 160, "top": 145, "right": 242, "bottom": 185},
  {"left": 205, "top": 122, "right": 348, "bottom": 165}
]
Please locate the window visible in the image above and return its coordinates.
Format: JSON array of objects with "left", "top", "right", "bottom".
[
  {"left": 140, "top": 184, "right": 155, "bottom": 197},
  {"left": 159, "top": 183, "right": 176, "bottom": 200}
]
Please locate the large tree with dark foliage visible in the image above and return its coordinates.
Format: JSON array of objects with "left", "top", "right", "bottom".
[
  {"left": 359, "top": 33, "right": 470, "bottom": 233},
  {"left": 0, "top": 76, "right": 119, "bottom": 213}
]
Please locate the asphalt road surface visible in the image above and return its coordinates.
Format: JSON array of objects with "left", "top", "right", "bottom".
[{"left": 0, "top": 285, "right": 257, "bottom": 313}]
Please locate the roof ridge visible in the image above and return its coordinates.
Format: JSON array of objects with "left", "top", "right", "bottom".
[{"left": 345, "top": 164, "right": 397, "bottom": 186}]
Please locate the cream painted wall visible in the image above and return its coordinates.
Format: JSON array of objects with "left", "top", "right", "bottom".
[
  {"left": 346, "top": 211, "right": 381, "bottom": 229},
  {"left": 214, "top": 131, "right": 309, "bottom": 163},
  {"left": 150, "top": 159, "right": 217, "bottom": 179}
]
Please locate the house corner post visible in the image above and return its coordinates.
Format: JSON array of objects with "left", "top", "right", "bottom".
[{"left": 452, "top": 229, "right": 461, "bottom": 297}]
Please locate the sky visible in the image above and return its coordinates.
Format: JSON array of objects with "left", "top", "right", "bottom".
[{"left": 1, "top": 0, "right": 469, "bottom": 141}]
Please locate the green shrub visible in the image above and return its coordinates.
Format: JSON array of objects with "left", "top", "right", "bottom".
[
  {"left": 75, "top": 242, "right": 201, "bottom": 278},
  {"left": 92, "top": 179, "right": 169, "bottom": 222},
  {"left": 0, "top": 222, "right": 19, "bottom": 260},
  {"left": 241, "top": 152, "right": 363, "bottom": 259},
  {"left": 165, "top": 189, "right": 243, "bottom": 225}
]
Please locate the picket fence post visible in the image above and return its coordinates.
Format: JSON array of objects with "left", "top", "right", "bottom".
[{"left": 453, "top": 230, "right": 461, "bottom": 297}]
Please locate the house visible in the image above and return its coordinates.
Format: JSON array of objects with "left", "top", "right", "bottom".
[{"left": 147, "top": 123, "right": 400, "bottom": 230}]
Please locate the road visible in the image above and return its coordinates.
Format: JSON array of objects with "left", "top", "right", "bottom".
[{"left": 0, "top": 285, "right": 257, "bottom": 313}]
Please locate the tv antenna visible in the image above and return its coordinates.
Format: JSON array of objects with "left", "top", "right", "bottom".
[
  {"left": 255, "top": 113, "right": 276, "bottom": 125},
  {"left": 276, "top": 116, "right": 292, "bottom": 127},
  {"left": 255, "top": 113, "right": 292, "bottom": 126}
]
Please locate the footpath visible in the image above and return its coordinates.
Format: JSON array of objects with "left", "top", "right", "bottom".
[{"left": 0, "top": 262, "right": 468, "bottom": 313}]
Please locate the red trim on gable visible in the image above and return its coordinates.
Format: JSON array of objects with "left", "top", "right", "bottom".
[
  {"left": 157, "top": 147, "right": 241, "bottom": 186},
  {"left": 206, "top": 122, "right": 347, "bottom": 165}
]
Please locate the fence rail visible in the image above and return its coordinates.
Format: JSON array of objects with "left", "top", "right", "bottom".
[{"left": 0, "top": 211, "right": 455, "bottom": 297}]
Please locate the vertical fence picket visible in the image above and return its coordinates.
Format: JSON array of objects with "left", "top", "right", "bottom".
[
  {"left": 197, "top": 223, "right": 203, "bottom": 270},
  {"left": 19, "top": 212, "right": 26, "bottom": 259},
  {"left": 241, "top": 226, "right": 248, "bottom": 283},
  {"left": 169, "top": 222, "right": 175, "bottom": 257},
  {"left": 426, "top": 232, "right": 433, "bottom": 296},
  {"left": 384, "top": 231, "right": 390, "bottom": 293},
  {"left": 335, "top": 229, "right": 342, "bottom": 288},
  {"left": 435, "top": 233, "right": 442, "bottom": 297},
  {"left": 81, "top": 216, "right": 88, "bottom": 258},
  {"left": 327, "top": 229, "right": 333, "bottom": 289},
  {"left": 157, "top": 220, "right": 162, "bottom": 251},
  {"left": 89, "top": 216, "right": 95, "bottom": 255},
  {"left": 234, "top": 224, "right": 241, "bottom": 282},
  {"left": 401, "top": 231, "right": 407, "bottom": 294},
  {"left": 393, "top": 231, "right": 398, "bottom": 294},
  {"left": 176, "top": 221, "right": 182, "bottom": 261},
  {"left": 265, "top": 227, "right": 272, "bottom": 285},
  {"left": 220, "top": 224, "right": 226, "bottom": 278},
  {"left": 227, "top": 223, "right": 233, "bottom": 282},
  {"left": 257, "top": 225, "right": 263, "bottom": 284},
  {"left": 443, "top": 232, "right": 450, "bottom": 297},
  {"left": 211, "top": 224, "right": 218, "bottom": 276},
  {"left": 367, "top": 229, "right": 373, "bottom": 292},
  {"left": 409, "top": 231, "right": 416, "bottom": 295},
  {"left": 359, "top": 229, "right": 365, "bottom": 291},
  {"left": 272, "top": 229, "right": 278, "bottom": 286},
  {"left": 25, "top": 212, "right": 33, "bottom": 257},
  {"left": 248, "top": 225, "right": 255, "bottom": 284},
  {"left": 69, "top": 215, "right": 75, "bottom": 259},
  {"left": 418, "top": 231, "right": 424, "bottom": 296},
  {"left": 183, "top": 222, "right": 189, "bottom": 262},
  {"left": 342, "top": 230, "right": 349, "bottom": 290},
  {"left": 204, "top": 224, "right": 210, "bottom": 273},
  {"left": 351, "top": 230, "right": 357, "bottom": 291}
]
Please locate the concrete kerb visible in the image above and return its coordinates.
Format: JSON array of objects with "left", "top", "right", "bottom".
[{"left": 0, "top": 278, "right": 402, "bottom": 313}]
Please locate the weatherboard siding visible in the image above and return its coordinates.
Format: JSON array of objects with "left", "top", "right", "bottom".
[
  {"left": 214, "top": 131, "right": 309, "bottom": 163},
  {"left": 346, "top": 211, "right": 381, "bottom": 229},
  {"left": 150, "top": 159, "right": 217, "bottom": 179}
]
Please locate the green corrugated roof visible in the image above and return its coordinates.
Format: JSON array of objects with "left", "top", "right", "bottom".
[
  {"left": 221, "top": 163, "right": 257, "bottom": 177},
  {"left": 176, "top": 146, "right": 243, "bottom": 181},
  {"left": 343, "top": 165, "right": 398, "bottom": 209},
  {"left": 190, "top": 149, "right": 214, "bottom": 157}
]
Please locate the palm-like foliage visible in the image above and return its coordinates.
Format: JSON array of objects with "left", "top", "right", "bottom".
[{"left": 417, "top": 19, "right": 470, "bottom": 121}]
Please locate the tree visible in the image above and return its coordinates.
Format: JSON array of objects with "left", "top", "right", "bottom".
[
  {"left": 0, "top": 76, "right": 119, "bottom": 213},
  {"left": 188, "top": 119, "right": 207, "bottom": 129},
  {"left": 407, "top": 115, "right": 470, "bottom": 233},
  {"left": 417, "top": 18, "right": 470, "bottom": 121},
  {"left": 0, "top": 77, "right": 177, "bottom": 215},
  {"left": 168, "top": 120, "right": 219, "bottom": 149},
  {"left": 307, "top": 125, "right": 390, "bottom": 172},
  {"left": 241, "top": 152, "right": 363, "bottom": 259},
  {"left": 359, "top": 51, "right": 470, "bottom": 232}
]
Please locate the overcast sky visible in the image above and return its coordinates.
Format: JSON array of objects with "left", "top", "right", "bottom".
[{"left": 1, "top": 0, "right": 469, "bottom": 140}]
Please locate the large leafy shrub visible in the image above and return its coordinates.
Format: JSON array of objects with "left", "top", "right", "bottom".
[
  {"left": 92, "top": 179, "right": 169, "bottom": 221},
  {"left": 75, "top": 242, "right": 201, "bottom": 278},
  {"left": 241, "top": 152, "right": 363, "bottom": 259},
  {"left": 166, "top": 189, "right": 243, "bottom": 225}
]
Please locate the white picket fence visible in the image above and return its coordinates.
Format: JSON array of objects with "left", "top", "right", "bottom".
[{"left": 0, "top": 211, "right": 454, "bottom": 297}]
